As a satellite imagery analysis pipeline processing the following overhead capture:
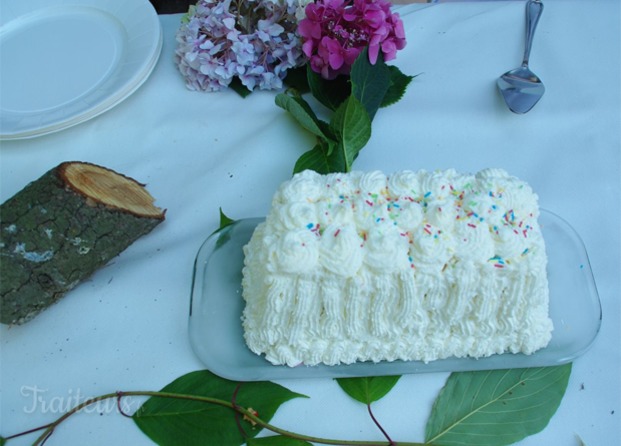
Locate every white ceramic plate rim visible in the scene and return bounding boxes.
[0,0,162,140]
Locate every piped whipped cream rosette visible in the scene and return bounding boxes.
[241,169,553,366]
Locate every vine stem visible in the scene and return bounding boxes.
[4,390,427,446]
[367,404,395,445]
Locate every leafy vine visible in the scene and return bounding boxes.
[1,366,571,446]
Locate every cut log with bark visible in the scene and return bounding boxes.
[0,161,165,325]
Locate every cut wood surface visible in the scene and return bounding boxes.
[0,161,165,325]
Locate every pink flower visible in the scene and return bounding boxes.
[298,0,406,79]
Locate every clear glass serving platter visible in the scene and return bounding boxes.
[188,210,601,381]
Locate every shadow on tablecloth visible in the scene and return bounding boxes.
[150,0,193,14]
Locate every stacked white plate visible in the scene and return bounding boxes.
[0,0,163,140]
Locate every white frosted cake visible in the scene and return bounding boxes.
[241,168,553,366]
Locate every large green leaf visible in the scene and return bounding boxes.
[282,66,311,94]
[350,48,391,121]
[247,436,312,446]
[133,370,307,446]
[425,364,572,446]
[307,67,351,111]
[381,66,415,108]
[336,376,401,405]
[293,142,333,174]
[275,93,329,139]
[329,96,372,172]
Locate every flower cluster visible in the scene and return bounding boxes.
[175,0,309,92]
[298,0,406,79]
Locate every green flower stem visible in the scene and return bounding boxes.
[8,390,426,446]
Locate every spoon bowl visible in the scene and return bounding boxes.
[498,0,545,114]
[498,66,545,114]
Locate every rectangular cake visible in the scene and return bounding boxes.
[241,168,553,366]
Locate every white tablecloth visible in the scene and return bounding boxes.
[1,1,620,444]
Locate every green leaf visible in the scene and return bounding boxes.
[307,66,351,112]
[329,96,372,172]
[133,370,307,446]
[293,143,332,175]
[229,77,252,98]
[325,141,348,173]
[212,208,236,248]
[181,5,196,24]
[0,436,6,446]
[275,93,329,139]
[288,48,412,176]
[247,436,312,446]
[381,66,415,108]
[425,364,572,446]
[283,66,310,94]
[219,208,236,230]
[336,376,401,405]
[350,48,391,121]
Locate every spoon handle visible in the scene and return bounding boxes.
[523,0,544,67]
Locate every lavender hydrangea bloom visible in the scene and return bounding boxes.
[175,0,310,92]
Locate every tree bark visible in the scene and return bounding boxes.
[1,162,165,325]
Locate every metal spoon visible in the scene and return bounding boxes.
[497,0,545,114]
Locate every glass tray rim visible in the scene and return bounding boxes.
[189,209,602,381]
